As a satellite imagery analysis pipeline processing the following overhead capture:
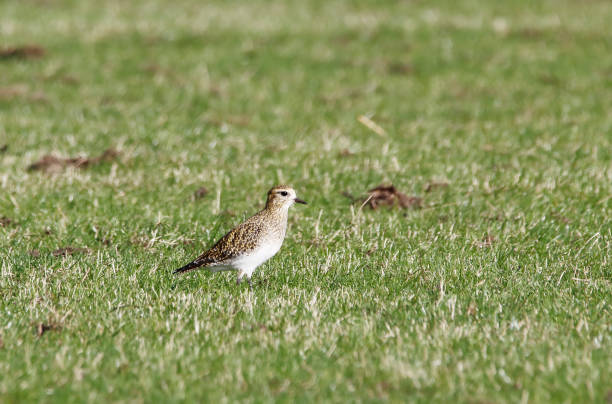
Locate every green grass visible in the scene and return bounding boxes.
[1,0,611,402]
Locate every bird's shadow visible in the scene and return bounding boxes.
[169,271,250,293]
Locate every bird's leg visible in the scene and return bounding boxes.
[247,277,253,291]
[237,271,245,286]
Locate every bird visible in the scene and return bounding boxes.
[173,185,307,289]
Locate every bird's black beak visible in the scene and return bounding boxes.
[294,198,307,205]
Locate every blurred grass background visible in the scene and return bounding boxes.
[1,0,611,402]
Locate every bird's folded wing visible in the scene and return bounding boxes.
[194,220,264,265]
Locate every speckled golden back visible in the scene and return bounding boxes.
[194,208,286,266]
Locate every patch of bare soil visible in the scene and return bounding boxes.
[28,148,119,173]
[0,45,45,60]
[0,217,14,227]
[366,184,422,209]
[193,186,208,200]
[476,234,496,248]
[36,321,60,337]
[52,246,91,257]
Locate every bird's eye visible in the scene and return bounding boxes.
[280,191,288,196]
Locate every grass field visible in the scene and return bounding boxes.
[1,0,611,402]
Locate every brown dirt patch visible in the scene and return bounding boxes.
[366,184,422,209]
[28,148,119,173]
[0,45,45,60]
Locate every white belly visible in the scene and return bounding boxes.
[232,240,282,276]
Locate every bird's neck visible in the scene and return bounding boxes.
[262,204,289,228]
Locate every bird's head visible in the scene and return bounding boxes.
[266,185,307,210]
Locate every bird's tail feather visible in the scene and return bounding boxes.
[173,260,204,275]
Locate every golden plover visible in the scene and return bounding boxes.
[173,185,307,289]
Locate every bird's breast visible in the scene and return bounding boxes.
[234,239,282,271]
